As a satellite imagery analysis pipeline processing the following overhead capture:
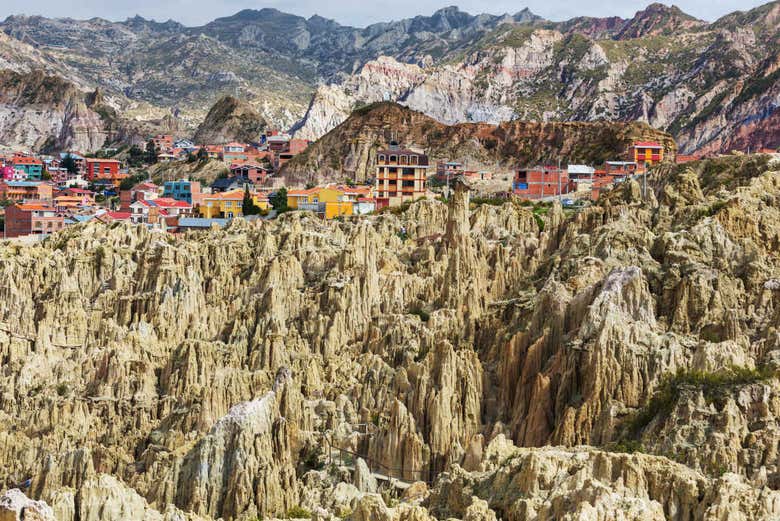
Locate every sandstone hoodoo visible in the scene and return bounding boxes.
[0,153,779,519]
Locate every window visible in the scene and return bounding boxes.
[400,155,408,165]
[390,155,397,163]
[410,156,418,165]
[378,154,385,161]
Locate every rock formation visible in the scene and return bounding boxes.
[1,154,780,519]
[193,96,267,145]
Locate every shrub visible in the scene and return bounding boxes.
[286,506,312,519]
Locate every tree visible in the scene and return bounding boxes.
[61,153,78,175]
[127,145,145,168]
[197,147,208,162]
[242,186,262,216]
[145,140,158,164]
[41,169,52,181]
[270,187,289,213]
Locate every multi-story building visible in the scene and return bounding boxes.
[230,164,270,186]
[12,156,44,180]
[152,134,174,152]
[375,144,428,207]
[628,141,664,168]
[0,180,53,202]
[435,161,464,181]
[287,186,353,219]
[199,190,267,219]
[4,202,64,237]
[85,158,122,182]
[163,180,202,205]
[512,167,570,199]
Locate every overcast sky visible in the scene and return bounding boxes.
[0,0,769,27]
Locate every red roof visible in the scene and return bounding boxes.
[107,211,131,220]
[633,141,663,148]
[153,197,191,208]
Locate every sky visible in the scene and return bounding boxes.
[0,0,770,27]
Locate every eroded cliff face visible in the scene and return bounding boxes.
[0,70,108,152]
[1,154,780,520]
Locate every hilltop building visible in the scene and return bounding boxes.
[375,143,428,207]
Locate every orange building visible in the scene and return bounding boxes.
[512,167,570,199]
[0,180,53,202]
[628,141,664,168]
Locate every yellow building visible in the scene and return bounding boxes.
[199,189,268,218]
[286,186,354,219]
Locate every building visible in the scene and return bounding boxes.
[512,167,570,199]
[13,156,44,180]
[0,180,53,202]
[628,141,664,168]
[436,161,464,180]
[163,180,201,205]
[85,158,121,182]
[4,202,64,237]
[211,176,251,193]
[230,164,270,186]
[605,161,637,177]
[129,197,191,225]
[375,144,429,207]
[199,190,267,219]
[152,134,174,152]
[59,153,86,176]
[287,186,354,219]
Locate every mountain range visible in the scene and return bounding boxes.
[0,2,777,154]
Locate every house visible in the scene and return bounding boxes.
[129,198,191,225]
[354,197,376,215]
[59,152,86,176]
[85,158,122,183]
[152,134,174,152]
[211,176,251,193]
[1,165,15,180]
[174,139,195,150]
[628,141,664,168]
[203,145,222,159]
[230,163,271,185]
[4,202,64,237]
[512,167,570,199]
[119,181,159,211]
[375,143,429,207]
[436,161,464,180]
[0,180,53,202]
[12,156,44,180]
[605,161,637,177]
[157,153,177,163]
[287,186,353,219]
[199,189,266,219]
[57,187,95,201]
[163,180,201,205]
[222,143,248,163]
[464,170,492,181]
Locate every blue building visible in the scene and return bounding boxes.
[163,180,200,204]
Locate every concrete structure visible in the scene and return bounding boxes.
[4,203,64,237]
[512,167,570,199]
[628,141,664,169]
[163,180,201,205]
[375,144,429,207]
[0,181,53,202]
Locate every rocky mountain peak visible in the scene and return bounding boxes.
[616,2,705,39]
[193,95,267,145]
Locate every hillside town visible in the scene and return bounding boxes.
[0,130,777,238]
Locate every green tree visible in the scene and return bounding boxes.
[145,140,158,164]
[242,186,262,216]
[270,187,289,213]
[61,153,78,175]
[127,145,145,168]
[197,147,208,162]
[41,169,52,181]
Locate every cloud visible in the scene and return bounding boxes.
[0,0,769,27]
